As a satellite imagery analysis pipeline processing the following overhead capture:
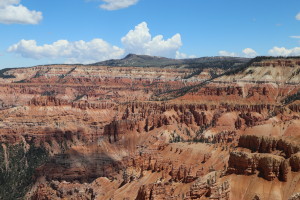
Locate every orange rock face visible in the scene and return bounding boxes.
[0,57,299,200]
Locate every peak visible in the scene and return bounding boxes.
[123,54,167,60]
[124,54,138,59]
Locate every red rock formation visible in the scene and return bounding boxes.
[29,96,69,106]
[0,58,299,200]
[228,151,287,181]
[290,153,300,172]
[290,104,300,113]
[239,135,300,158]
[104,119,137,142]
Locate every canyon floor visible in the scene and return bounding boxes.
[0,55,299,200]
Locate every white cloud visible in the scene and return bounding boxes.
[8,22,191,63]
[0,0,42,24]
[100,0,138,10]
[296,13,300,20]
[219,48,258,58]
[219,50,238,57]
[175,51,196,59]
[242,48,258,58]
[268,46,300,57]
[290,36,300,39]
[0,0,19,7]
[8,39,125,64]
[121,22,183,58]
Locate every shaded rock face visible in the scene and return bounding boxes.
[29,96,116,110]
[104,120,137,142]
[31,181,96,200]
[0,58,299,200]
[290,153,300,172]
[227,151,287,181]
[239,135,300,158]
[256,154,289,182]
[0,143,49,199]
[228,151,255,175]
[289,104,300,113]
[135,183,169,200]
[239,113,259,127]
[29,96,69,107]
[102,103,212,142]
[228,135,300,182]
[135,175,230,200]
[36,152,121,183]
[238,135,278,153]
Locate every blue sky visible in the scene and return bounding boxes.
[0,0,300,68]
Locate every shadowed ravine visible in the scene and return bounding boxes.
[0,56,299,199]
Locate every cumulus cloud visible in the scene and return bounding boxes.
[175,51,196,59]
[268,46,300,57]
[219,48,258,58]
[296,13,300,20]
[100,0,138,10]
[0,0,42,24]
[0,0,19,7]
[242,48,258,57]
[8,22,191,63]
[121,22,183,58]
[218,51,238,57]
[8,39,125,64]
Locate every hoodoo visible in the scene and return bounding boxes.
[0,56,299,200]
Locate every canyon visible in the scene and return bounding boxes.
[0,55,299,200]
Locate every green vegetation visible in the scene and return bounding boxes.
[41,90,57,96]
[169,131,182,143]
[92,54,250,69]
[0,143,48,200]
[282,90,300,105]
[0,68,16,79]
[73,94,86,101]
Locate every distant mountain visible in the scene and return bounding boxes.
[91,54,250,70]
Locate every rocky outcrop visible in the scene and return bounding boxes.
[29,96,116,110]
[238,135,278,153]
[31,181,96,200]
[136,174,230,200]
[36,152,121,183]
[196,86,243,96]
[247,87,269,97]
[135,183,175,200]
[71,101,115,110]
[290,153,300,172]
[104,120,137,142]
[227,151,288,181]
[289,104,300,113]
[228,135,300,181]
[239,113,259,127]
[235,117,242,129]
[289,193,300,200]
[239,135,300,158]
[0,58,299,200]
[188,173,230,199]
[29,96,69,107]
[228,151,255,175]
[252,60,297,67]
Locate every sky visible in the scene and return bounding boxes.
[0,0,300,69]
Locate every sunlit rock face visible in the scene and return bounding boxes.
[0,57,299,200]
